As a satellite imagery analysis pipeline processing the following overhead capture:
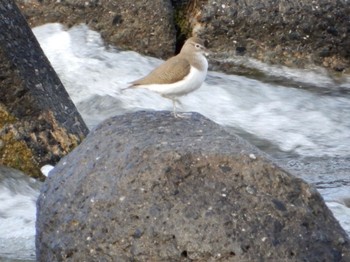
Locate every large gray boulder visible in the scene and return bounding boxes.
[36,111,350,261]
[0,0,88,179]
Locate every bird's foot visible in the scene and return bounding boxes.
[173,112,192,119]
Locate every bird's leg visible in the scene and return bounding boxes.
[172,99,191,118]
[172,99,179,118]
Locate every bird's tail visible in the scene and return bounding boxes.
[120,83,134,91]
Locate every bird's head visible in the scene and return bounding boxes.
[182,37,211,57]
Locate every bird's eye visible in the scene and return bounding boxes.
[195,44,201,48]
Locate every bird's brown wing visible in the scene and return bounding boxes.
[131,56,191,86]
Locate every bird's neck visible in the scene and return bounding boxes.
[189,53,208,72]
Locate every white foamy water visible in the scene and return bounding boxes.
[1,23,349,261]
[0,168,40,261]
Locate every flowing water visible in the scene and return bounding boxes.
[0,23,349,261]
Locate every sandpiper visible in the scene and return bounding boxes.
[127,37,209,118]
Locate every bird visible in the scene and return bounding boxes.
[126,37,209,118]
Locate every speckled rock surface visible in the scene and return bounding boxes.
[16,0,176,59]
[0,0,88,179]
[36,111,350,261]
[17,0,349,74]
[195,0,350,73]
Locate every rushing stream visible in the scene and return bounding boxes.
[0,23,349,261]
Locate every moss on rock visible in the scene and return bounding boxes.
[0,105,44,180]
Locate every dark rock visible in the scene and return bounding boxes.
[16,0,176,59]
[36,111,350,261]
[235,46,246,56]
[0,0,88,179]
[176,0,350,73]
[16,0,350,74]
[16,0,349,72]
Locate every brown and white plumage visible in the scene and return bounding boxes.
[127,37,209,117]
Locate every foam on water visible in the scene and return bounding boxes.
[0,169,40,261]
[326,202,350,236]
[228,55,347,89]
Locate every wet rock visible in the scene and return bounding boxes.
[36,111,350,261]
[17,0,349,73]
[189,0,350,73]
[0,0,88,179]
[16,0,176,59]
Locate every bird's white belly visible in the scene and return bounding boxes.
[138,66,207,98]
